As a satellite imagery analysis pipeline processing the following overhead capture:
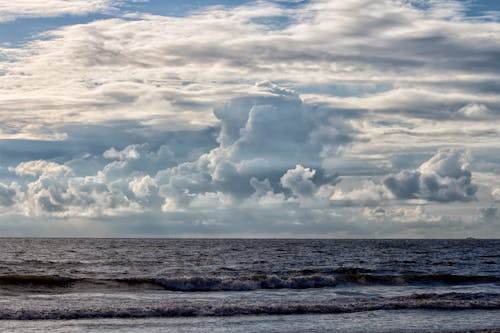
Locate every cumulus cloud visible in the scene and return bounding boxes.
[215,88,341,166]
[22,167,154,217]
[280,165,317,198]
[382,149,478,202]
[5,158,151,217]
[330,148,479,206]
[128,175,157,199]
[101,145,161,180]
[0,0,498,237]
[9,160,73,178]
[1,88,350,217]
[154,87,349,210]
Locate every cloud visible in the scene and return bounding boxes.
[21,166,143,217]
[331,148,479,206]
[1,0,500,141]
[382,149,478,202]
[362,205,441,224]
[493,188,500,202]
[0,106,484,238]
[9,160,73,178]
[0,0,115,22]
[280,165,317,198]
[215,85,347,167]
[0,1,498,237]
[7,157,148,217]
[0,182,18,207]
[2,88,349,218]
[128,175,157,199]
[330,182,389,206]
[154,87,350,210]
[477,206,498,220]
[457,103,496,120]
[100,143,174,180]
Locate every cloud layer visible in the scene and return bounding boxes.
[0,0,115,22]
[0,0,499,236]
[0,89,347,218]
[1,0,499,138]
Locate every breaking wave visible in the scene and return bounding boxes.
[1,292,499,320]
[0,272,499,292]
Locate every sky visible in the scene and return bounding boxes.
[0,0,499,237]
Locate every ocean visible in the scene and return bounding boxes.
[0,238,499,332]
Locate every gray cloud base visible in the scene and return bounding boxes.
[382,149,478,202]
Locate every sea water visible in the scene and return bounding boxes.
[0,238,498,332]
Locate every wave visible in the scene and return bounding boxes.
[1,292,500,320]
[0,273,499,292]
[0,275,75,286]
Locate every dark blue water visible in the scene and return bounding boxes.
[0,239,499,332]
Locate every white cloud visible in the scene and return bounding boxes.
[330,182,389,205]
[0,1,498,237]
[9,160,73,178]
[1,88,350,218]
[128,175,157,198]
[153,88,350,210]
[492,188,500,202]
[0,0,499,140]
[6,160,142,217]
[0,0,115,22]
[103,146,140,160]
[457,103,495,120]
